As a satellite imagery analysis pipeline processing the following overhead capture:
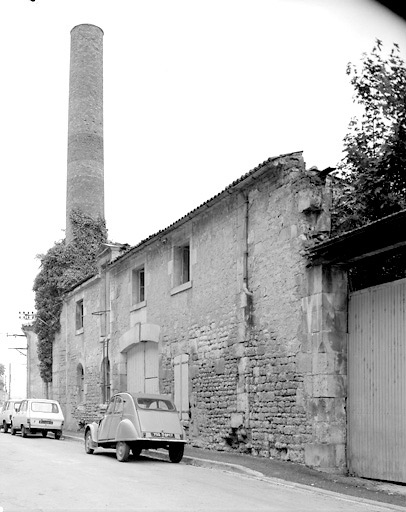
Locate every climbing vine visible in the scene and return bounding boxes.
[33,209,107,382]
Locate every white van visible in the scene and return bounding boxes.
[0,399,23,433]
[11,399,64,439]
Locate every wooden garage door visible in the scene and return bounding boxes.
[348,279,406,483]
[126,341,158,394]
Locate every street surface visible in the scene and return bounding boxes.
[0,433,400,512]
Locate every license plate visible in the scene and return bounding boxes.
[151,432,175,438]
[39,420,53,424]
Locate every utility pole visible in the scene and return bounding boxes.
[18,311,35,399]
[6,333,27,399]
[19,311,53,399]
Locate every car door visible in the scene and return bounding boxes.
[98,397,115,441]
[13,400,25,428]
[107,395,124,440]
[22,401,29,427]
[0,401,9,424]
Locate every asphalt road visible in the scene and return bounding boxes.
[0,432,402,512]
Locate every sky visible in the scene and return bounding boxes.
[1,0,406,397]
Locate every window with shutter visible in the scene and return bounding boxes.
[75,299,84,332]
[174,354,189,422]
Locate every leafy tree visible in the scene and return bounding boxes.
[332,40,406,234]
[33,210,107,382]
[0,363,5,391]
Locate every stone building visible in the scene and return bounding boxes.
[51,150,340,470]
[32,23,406,481]
[37,23,348,474]
[24,325,48,400]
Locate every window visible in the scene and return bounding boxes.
[174,243,190,287]
[31,402,59,413]
[136,398,175,410]
[77,364,84,403]
[106,397,115,415]
[76,299,84,331]
[180,245,190,284]
[114,396,124,414]
[13,401,22,412]
[174,354,189,422]
[132,266,145,305]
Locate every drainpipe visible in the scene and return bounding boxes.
[237,192,253,443]
[65,303,68,406]
[99,263,110,402]
[242,193,253,311]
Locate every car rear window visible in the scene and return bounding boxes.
[136,398,175,411]
[31,402,59,413]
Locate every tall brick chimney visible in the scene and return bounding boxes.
[66,24,105,243]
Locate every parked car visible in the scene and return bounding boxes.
[84,392,187,462]
[11,398,64,439]
[0,399,23,433]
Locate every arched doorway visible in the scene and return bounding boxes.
[76,363,84,403]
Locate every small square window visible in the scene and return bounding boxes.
[76,299,84,331]
[132,266,145,305]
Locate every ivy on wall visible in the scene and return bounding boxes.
[33,209,107,382]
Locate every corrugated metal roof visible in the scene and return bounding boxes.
[307,208,406,265]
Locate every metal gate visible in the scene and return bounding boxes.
[126,341,158,394]
[348,279,406,483]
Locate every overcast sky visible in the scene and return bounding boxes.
[1,0,406,395]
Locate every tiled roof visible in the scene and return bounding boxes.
[108,151,304,267]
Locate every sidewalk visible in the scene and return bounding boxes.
[63,430,406,509]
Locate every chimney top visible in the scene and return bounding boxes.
[71,24,104,35]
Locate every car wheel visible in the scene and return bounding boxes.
[131,444,142,458]
[10,424,16,436]
[85,430,94,454]
[41,430,48,438]
[55,431,62,440]
[21,425,28,438]
[168,443,184,463]
[116,441,130,462]
[3,421,8,433]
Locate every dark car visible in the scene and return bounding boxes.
[84,392,187,462]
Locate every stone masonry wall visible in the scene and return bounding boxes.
[108,193,243,449]
[24,327,48,400]
[51,152,343,469]
[53,276,107,431]
[300,265,348,473]
[102,153,332,460]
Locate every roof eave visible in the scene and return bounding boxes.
[307,209,406,266]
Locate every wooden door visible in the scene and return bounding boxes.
[126,342,158,394]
